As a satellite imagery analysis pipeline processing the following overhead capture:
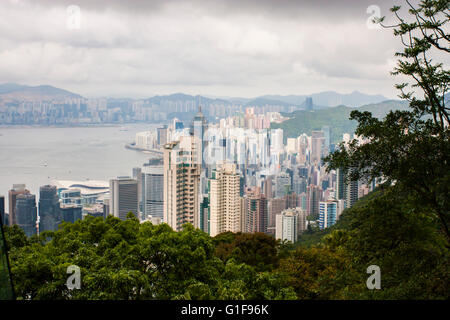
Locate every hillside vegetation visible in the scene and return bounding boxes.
[271,100,409,143]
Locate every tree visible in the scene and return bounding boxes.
[213,232,280,272]
[276,244,355,299]
[325,0,450,246]
[322,186,450,299]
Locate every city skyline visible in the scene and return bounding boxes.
[0,106,363,237]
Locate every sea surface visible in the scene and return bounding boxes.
[0,124,159,213]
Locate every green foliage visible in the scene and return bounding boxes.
[5,216,298,300]
[277,245,355,299]
[213,232,280,272]
[0,221,15,300]
[325,0,450,246]
[271,101,410,144]
[4,188,449,300]
[322,186,450,299]
[4,224,29,249]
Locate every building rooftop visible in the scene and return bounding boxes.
[52,180,109,195]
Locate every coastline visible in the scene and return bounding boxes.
[125,143,163,155]
[0,121,167,129]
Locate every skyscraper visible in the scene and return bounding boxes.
[311,130,325,165]
[15,194,37,237]
[268,197,286,235]
[208,163,241,236]
[336,168,346,200]
[157,125,168,146]
[297,208,308,234]
[163,135,201,231]
[132,167,143,215]
[306,185,322,219]
[285,193,298,209]
[305,97,313,111]
[192,105,209,197]
[109,177,139,220]
[192,105,208,168]
[8,184,29,226]
[200,196,210,233]
[243,187,268,234]
[274,172,291,198]
[38,185,62,232]
[263,176,274,199]
[346,178,359,209]
[142,165,164,221]
[293,175,307,194]
[60,204,82,224]
[319,200,339,229]
[322,125,330,149]
[275,208,299,243]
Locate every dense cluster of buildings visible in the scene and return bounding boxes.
[0,106,374,243]
[0,95,291,126]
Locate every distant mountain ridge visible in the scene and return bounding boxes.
[0,83,391,108]
[261,90,388,108]
[143,90,388,108]
[0,83,82,101]
[0,83,30,94]
[244,97,298,108]
[145,93,232,106]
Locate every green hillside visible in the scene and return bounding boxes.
[271,100,409,144]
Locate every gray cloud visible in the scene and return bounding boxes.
[0,0,409,98]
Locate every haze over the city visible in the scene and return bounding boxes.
[0,0,404,99]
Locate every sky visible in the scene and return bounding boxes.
[0,0,411,99]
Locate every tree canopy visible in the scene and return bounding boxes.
[325,0,450,246]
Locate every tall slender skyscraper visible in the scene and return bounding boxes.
[192,105,208,169]
[38,185,62,232]
[306,185,322,219]
[8,184,29,226]
[132,167,143,216]
[322,125,331,149]
[336,168,346,200]
[163,135,201,231]
[157,125,168,146]
[192,105,209,197]
[346,178,359,209]
[109,177,139,220]
[311,131,325,165]
[209,163,241,236]
[15,194,37,237]
[305,97,313,111]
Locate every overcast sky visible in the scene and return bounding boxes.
[0,0,411,99]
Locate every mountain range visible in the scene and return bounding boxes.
[0,83,390,108]
[0,83,82,101]
[260,91,388,108]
